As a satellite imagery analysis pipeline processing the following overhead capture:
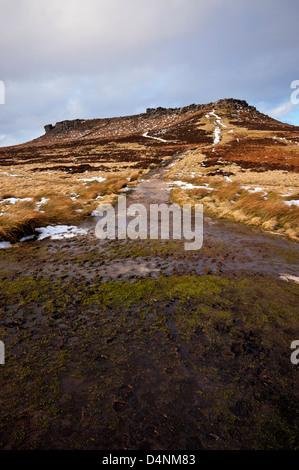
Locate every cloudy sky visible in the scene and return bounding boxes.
[1,0,299,146]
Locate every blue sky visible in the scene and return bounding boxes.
[1,0,299,146]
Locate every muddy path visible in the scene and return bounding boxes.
[1,165,298,283]
[123,167,299,279]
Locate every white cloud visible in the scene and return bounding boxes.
[268,101,295,117]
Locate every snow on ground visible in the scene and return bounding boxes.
[0,241,11,249]
[35,197,49,211]
[119,186,133,192]
[142,131,167,143]
[20,235,36,242]
[0,197,32,205]
[78,176,106,183]
[213,127,221,145]
[279,273,299,284]
[35,225,88,240]
[273,136,299,146]
[167,180,211,190]
[207,110,226,146]
[284,200,299,207]
[209,111,227,128]
[1,172,22,177]
[241,186,264,194]
[224,175,232,183]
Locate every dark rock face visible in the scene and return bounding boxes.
[145,103,204,117]
[44,119,84,134]
[213,98,256,111]
[43,98,256,135]
[144,99,254,119]
[44,124,54,134]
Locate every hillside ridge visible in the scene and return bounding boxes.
[43,98,255,136]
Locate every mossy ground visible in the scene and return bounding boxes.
[0,272,298,449]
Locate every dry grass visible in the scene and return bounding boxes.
[0,167,140,242]
[78,176,128,199]
[165,134,299,241]
[170,182,299,241]
[0,211,47,243]
[189,187,211,198]
[129,171,142,181]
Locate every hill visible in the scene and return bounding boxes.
[0,98,298,242]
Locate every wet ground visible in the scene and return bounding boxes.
[2,167,298,282]
[0,168,298,450]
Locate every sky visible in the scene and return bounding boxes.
[1,0,299,146]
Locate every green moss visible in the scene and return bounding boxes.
[0,273,298,449]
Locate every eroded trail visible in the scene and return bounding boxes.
[125,168,299,280]
[1,166,298,283]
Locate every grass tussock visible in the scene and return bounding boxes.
[129,171,141,182]
[189,187,211,198]
[0,173,136,243]
[78,176,128,200]
[40,196,84,223]
[0,195,85,243]
[0,210,47,243]
[171,183,299,241]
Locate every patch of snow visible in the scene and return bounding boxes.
[168,181,211,190]
[0,241,11,249]
[284,200,299,207]
[35,197,49,211]
[20,235,35,242]
[224,176,232,183]
[279,273,299,284]
[78,176,106,183]
[142,131,167,143]
[35,225,88,240]
[1,172,21,177]
[0,197,32,205]
[213,127,221,144]
[251,187,263,193]
[119,187,132,192]
[241,186,264,194]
